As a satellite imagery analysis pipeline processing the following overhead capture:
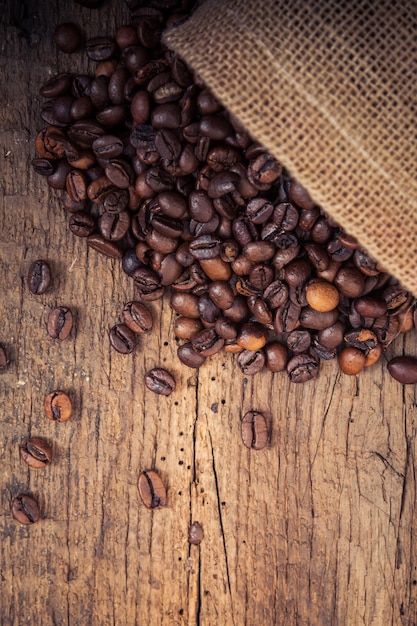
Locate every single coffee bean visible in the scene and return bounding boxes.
[264,341,288,372]
[138,470,167,509]
[318,321,346,349]
[191,328,224,357]
[353,296,387,318]
[69,212,96,237]
[44,390,73,422]
[286,329,311,353]
[11,494,40,525]
[237,349,265,375]
[241,410,269,450]
[122,301,153,333]
[188,521,204,545]
[109,323,137,354]
[236,322,269,351]
[27,260,52,295]
[47,306,73,340]
[387,356,417,384]
[87,234,123,258]
[177,342,206,368]
[145,367,176,395]
[338,346,366,375]
[20,437,52,469]
[305,280,339,312]
[287,353,319,383]
[53,23,82,53]
[0,345,9,373]
[85,37,117,62]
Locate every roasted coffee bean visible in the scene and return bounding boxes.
[387,356,417,384]
[214,317,238,340]
[177,342,206,368]
[274,300,301,333]
[318,321,345,349]
[305,279,339,312]
[241,410,269,450]
[237,322,269,350]
[243,241,275,263]
[174,317,203,339]
[122,301,153,333]
[11,494,40,525]
[69,213,96,237]
[20,437,52,469]
[338,347,366,375]
[354,296,387,318]
[27,260,52,295]
[286,329,311,353]
[53,23,82,53]
[188,521,204,545]
[191,328,224,357]
[87,234,123,258]
[248,152,281,185]
[287,353,319,383]
[145,367,176,395]
[299,306,339,331]
[47,306,73,340]
[334,267,365,298]
[44,390,73,422]
[198,293,220,324]
[264,341,288,372]
[237,349,265,375]
[109,323,136,354]
[0,346,10,373]
[85,37,117,62]
[138,470,167,509]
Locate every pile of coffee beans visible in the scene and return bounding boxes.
[30,0,417,389]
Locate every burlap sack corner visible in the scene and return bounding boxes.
[164,0,417,297]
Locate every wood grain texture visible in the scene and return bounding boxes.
[0,2,416,625]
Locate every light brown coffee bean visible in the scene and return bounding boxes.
[44,390,73,422]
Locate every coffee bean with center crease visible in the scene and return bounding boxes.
[122,301,153,333]
[237,349,265,375]
[241,410,269,450]
[145,367,176,395]
[12,494,40,525]
[47,306,73,340]
[44,390,73,422]
[287,353,319,383]
[138,470,167,509]
[177,342,206,368]
[28,260,52,295]
[191,328,224,357]
[109,323,136,354]
[20,437,52,469]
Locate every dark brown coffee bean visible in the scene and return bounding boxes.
[177,342,206,368]
[334,267,365,298]
[12,494,40,525]
[109,323,136,354]
[123,301,153,333]
[85,37,117,61]
[241,410,269,450]
[191,328,224,357]
[27,260,52,295]
[286,329,311,353]
[87,234,123,258]
[299,306,339,331]
[318,321,346,349]
[387,356,417,384]
[145,367,176,395]
[44,390,73,422]
[354,297,387,318]
[20,437,52,469]
[287,353,319,383]
[248,153,282,185]
[138,469,167,509]
[0,346,10,373]
[264,341,288,372]
[237,349,265,375]
[69,213,96,237]
[188,521,204,545]
[47,306,73,340]
[53,23,82,53]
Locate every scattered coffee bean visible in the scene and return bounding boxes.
[44,390,73,422]
[11,494,40,525]
[387,356,417,384]
[109,323,136,354]
[122,301,153,334]
[241,410,269,450]
[53,23,82,53]
[20,437,52,469]
[145,367,176,395]
[188,521,204,545]
[138,470,167,509]
[47,306,73,340]
[27,260,52,295]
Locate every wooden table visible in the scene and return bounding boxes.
[1,1,416,624]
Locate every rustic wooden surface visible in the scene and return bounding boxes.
[1,2,417,625]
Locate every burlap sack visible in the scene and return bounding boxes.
[164,0,417,297]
